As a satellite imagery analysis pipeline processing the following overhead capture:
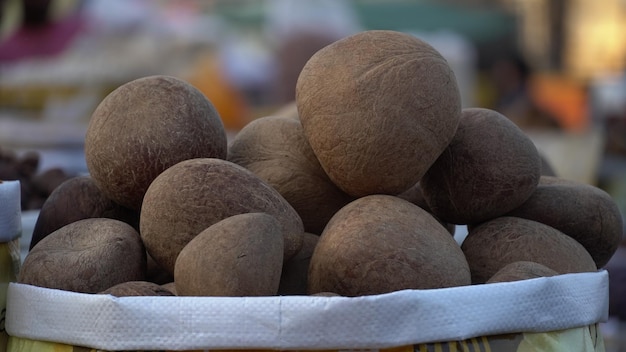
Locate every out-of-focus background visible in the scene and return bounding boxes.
[1,0,625,347]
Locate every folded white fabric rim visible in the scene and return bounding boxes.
[7,270,609,351]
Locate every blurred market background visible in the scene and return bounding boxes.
[1,0,626,347]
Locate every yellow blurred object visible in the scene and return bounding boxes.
[184,53,250,132]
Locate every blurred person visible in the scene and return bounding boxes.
[0,0,85,62]
[488,53,562,130]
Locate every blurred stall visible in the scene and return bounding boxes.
[1,0,624,222]
[0,0,623,207]
[1,0,625,347]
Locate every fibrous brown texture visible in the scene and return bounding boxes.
[420,107,541,225]
[308,195,471,296]
[397,182,455,236]
[174,213,284,296]
[85,75,227,211]
[29,175,139,250]
[100,281,175,297]
[506,176,624,268]
[228,116,354,235]
[461,217,597,284]
[295,30,461,197]
[19,218,146,293]
[486,261,558,283]
[146,251,174,285]
[278,232,319,295]
[140,158,304,275]
[161,282,177,295]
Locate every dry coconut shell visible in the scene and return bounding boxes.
[19,218,146,293]
[174,213,284,297]
[228,116,354,235]
[30,175,139,250]
[421,107,541,225]
[140,158,304,275]
[296,30,461,197]
[462,216,597,284]
[85,75,227,211]
[397,182,455,236]
[506,176,623,268]
[308,195,471,296]
[100,281,175,297]
[486,261,558,283]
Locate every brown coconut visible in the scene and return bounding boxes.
[140,158,304,275]
[228,116,355,235]
[295,30,461,197]
[19,218,146,293]
[506,176,624,268]
[308,195,471,296]
[461,216,597,284]
[85,75,227,211]
[29,175,139,250]
[100,281,175,297]
[174,213,284,297]
[420,107,541,225]
[486,261,559,283]
[397,182,455,236]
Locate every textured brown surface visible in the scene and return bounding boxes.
[486,261,558,283]
[100,280,175,297]
[506,176,624,268]
[30,175,139,250]
[278,232,319,295]
[19,218,146,293]
[295,30,461,197]
[420,107,541,225]
[161,282,177,296]
[140,158,304,275]
[228,116,354,235]
[397,182,456,236]
[462,216,597,284]
[85,75,227,211]
[308,195,470,296]
[174,213,284,296]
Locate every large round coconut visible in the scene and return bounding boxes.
[461,216,597,283]
[85,75,227,211]
[295,30,461,197]
[19,218,146,293]
[228,116,354,235]
[506,176,624,268]
[420,107,541,225]
[29,175,138,250]
[140,158,304,275]
[308,195,471,296]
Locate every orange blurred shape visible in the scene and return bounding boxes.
[529,73,589,132]
[184,53,250,131]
